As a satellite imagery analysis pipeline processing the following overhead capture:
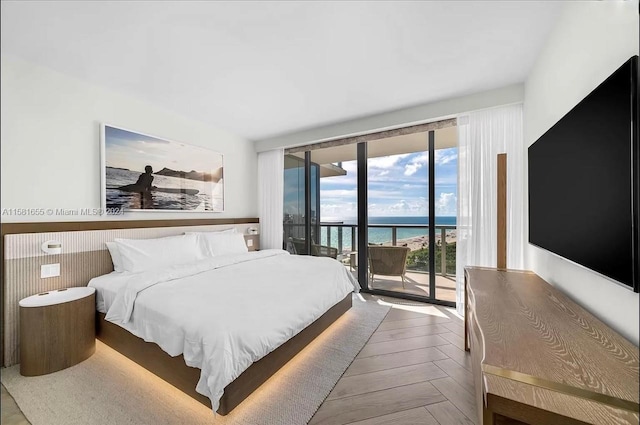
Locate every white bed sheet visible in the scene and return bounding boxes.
[88,249,358,412]
[90,271,132,314]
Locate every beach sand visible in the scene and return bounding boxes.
[341,231,457,254]
[381,232,457,251]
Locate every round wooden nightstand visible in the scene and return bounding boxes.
[19,287,96,376]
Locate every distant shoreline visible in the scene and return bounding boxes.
[339,233,456,254]
[106,165,221,183]
[318,217,458,249]
[379,233,457,252]
[321,216,457,225]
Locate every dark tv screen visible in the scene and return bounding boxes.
[528,56,638,292]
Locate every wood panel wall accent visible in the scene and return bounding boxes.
[285,118,457,154]
[1,218,259,367]
[1,218,257,236]
[497,154,507,270]
[464,267,639,424]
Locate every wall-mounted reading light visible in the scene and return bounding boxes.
[41,240,62,255]
[247,227,258,235]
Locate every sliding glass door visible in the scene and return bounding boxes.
[366,133,432,299]
[283,153,320,255]
[282,126,457,307]
[311,144,358,263]
[433,130,458,303]
[283,150,340,258]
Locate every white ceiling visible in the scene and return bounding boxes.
[0,1,561,141]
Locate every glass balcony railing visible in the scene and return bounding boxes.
[283,222,457,278]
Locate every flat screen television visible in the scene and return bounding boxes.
[528,55,639,292]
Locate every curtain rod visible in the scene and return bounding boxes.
[285,117,457,154]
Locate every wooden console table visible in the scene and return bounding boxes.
[464,267,639,425]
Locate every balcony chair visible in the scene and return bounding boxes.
[368,245,411,287]
[288,237,338,259]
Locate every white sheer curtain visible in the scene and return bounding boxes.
[456,104,524,315]
[258,149,284,250]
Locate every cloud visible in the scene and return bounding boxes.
[403,153,428,176]
[404,162,422,176]
[368,189,415,200]
[340,161,358,173]
[322,177,357,186]
[435,149,458,165]
[320,202,357,221]
[435,192,457,216]
[412,153,428,164]
[368,154,410,169]
[320,189,357,199]
[435,175,457,185]
[369,198,428,217]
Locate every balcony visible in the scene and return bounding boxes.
[283,222,457,302]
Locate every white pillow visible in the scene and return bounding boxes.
[105,241,124,273]
[197,232,248,257]
[204,228,236,234]
[185,228,236,236]
[114,234,202,273]
[185,228,237,256]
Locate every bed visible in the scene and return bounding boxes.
[89,248,359,415]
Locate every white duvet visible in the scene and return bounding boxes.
[91,249,359,412]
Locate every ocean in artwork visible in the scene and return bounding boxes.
[105,167,223,212]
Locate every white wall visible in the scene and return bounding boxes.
[0,55,258,222]
[524,1,639,344]
[255,84,524,151]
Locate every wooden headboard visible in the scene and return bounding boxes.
[1,218,259,367]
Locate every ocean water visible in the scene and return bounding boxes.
[105,167,222,211]
[319,216,456,249]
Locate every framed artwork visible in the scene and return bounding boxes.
[101,124,224,213]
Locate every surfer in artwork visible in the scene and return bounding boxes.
[118,165,155,193]
[132,165,154,192]
[116,165,199,196]
[114,165,155,208]
[135,165,155,192]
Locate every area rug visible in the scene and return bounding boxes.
[2,294,389,425]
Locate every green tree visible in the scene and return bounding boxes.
[406,242,456,274]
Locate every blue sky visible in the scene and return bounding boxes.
[283,148,457,220]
